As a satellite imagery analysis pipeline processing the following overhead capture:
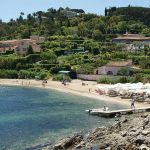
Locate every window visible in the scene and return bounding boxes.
[23,48,26,51]
[107,71,113,75]
[16,47,19,51]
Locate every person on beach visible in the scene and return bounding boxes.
[21,80,23,86]
[89,88,91,93]
[42,80,45,87]
[103,106,109,111]
[131,94,136,110]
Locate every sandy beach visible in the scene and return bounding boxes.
[0,79,149,108]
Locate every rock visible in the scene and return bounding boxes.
[125,144,139,150]
[141,130,150,136]
[141,114,148,118]
[142,118,149,129]
[92,127,106,133]
[121,117,128,123]
[99,143,110,149]
[105,147,111,150]
[134,135,145,146]
[53,134,83,150]
[75,141,85,149]
[110,121,122,132]
[51,113,150,150]
[87,127,107,142]
[121,131,127,137]
[131,128,137,132]
[115,118,119,121]
[140,144,150,150]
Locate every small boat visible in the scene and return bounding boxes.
[85,107,109,115]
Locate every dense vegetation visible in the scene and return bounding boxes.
[106,6,150,28]
[0,6,150,83]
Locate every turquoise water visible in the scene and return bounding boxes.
[0,86,128,150]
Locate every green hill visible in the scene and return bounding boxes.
[106,6,150,27]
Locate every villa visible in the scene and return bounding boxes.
[0,35,45,55]
[112,33,150,51]
[61,10,77,18]
[112,33,150,44]
[95,60,133,75]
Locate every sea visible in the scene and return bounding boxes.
[0,86,129,150]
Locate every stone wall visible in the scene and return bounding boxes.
[77,74,120,81]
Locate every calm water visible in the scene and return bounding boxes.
[0,86,128,150]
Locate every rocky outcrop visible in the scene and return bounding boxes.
[43,113,150,150]
[51,134,83,150]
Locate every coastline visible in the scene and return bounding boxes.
[0,79,149,108]
[1,79,150,150]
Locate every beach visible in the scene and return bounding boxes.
[0,79,149,108]
[0,79,150,150]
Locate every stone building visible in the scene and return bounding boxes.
[112,33,150,51]
[0,35,45,55]
[95,60,133,75]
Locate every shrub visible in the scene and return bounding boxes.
[97,77,118,84]
[133,74,143,83]
[117,68,130,76]
[52,74,71,81]
[41,51,57,63]
[25,54,41,63]
[37,72,49,80]
[18,70,35,79]
[0,70,18,79]
[97,76,134,84]
[119,76,130,83]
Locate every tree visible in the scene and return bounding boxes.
[27,45,34,54]
[105,8,108,16]
[92,30,103,41]
[142,28,150,36]
[117,67,130,76]
[41,51,57,64]
[77,22,88,37]
[20,12,25,16]
[92,47,100,55]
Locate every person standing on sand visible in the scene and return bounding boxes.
[131,94,136,110]
[21,80,23,86]
[89,88,91,93]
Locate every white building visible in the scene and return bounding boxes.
[112,33,150,51]
[95,60,133,75]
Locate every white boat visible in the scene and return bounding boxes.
[85,107,109,115]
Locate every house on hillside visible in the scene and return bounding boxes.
[0,47,6,54]
[30,35,45,43]
[61,10,77,18]
[15,39,42,55]
[95,60,133,75]
[113,33,150,44]
[112,33,150,51]
[0,35,45,55]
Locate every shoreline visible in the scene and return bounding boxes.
[0,79,149,108]
[50,113,150,150]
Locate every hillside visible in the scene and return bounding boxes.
[0,7,150,40]
[0,7,150,83]
[106,6,150,27]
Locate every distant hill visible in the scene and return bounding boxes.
[106,6,150,27]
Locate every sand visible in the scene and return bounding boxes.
[0,79,149,108]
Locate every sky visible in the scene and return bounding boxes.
[1,0,150,22]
